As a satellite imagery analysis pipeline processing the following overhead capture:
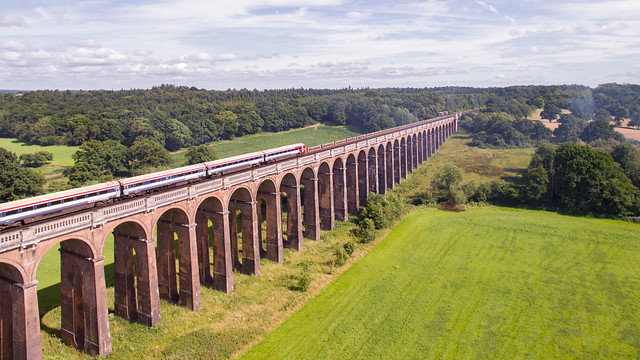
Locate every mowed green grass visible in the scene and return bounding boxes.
[0,137,79,176]
[242,207,640,359]
[170,125,360,167]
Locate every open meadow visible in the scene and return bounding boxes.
[0,137,78,177]
[242,207,640,359]
[170,125,360,167]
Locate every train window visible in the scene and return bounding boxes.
[36,203,48,209]
[51,200,61,206]
[63,197,74,203]
[7,209,19,216]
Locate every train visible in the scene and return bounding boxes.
[0,143,306,228]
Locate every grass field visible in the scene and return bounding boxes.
[241,207,640,359]
[39,222,371,359]
[170,125,360,167]
[0,137,78,176]
[395,132,533,203]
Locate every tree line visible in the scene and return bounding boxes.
[0,85,487,152]
[2,83,640,204]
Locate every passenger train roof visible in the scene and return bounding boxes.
[119,163,206,186]
[0,181,121,211]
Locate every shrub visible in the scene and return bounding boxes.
[356,218,377,244]
[334,246,349,267]
[296,271,311,292]
[358,192,404,229]
[343,241,356,256]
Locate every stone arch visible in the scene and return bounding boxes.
[112,221,161,326]
[400,137,407,179]
[357,150,368,209]
[417,132,423,164]
[367,147,377,194]
[333,157,347,221]
[393,139,401,184]
[377,144,386,194]
[155,207,201,310]
[280,172,302,251]
[317,162,334,231]
[196,196,233,293]
[36,238,111,356]
[385,142,394,190]
[228,187,260,276]
[422,130,428,160]
[412,133,418,169]
[406,135,413,174]
[346,154,358,214]
[300,167,319,241]
[430,128,436,155]
[256,179,282,263]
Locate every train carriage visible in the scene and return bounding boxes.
[0,181,121,227]
[120,163,207,196]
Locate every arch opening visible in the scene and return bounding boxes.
[112,221,161,326]
[300,167,319,241]
[35,239,111,356]
[257,180,282,263]
[386,142,394,190]
[357,151,368,208]
[196,196,233,293]
[333,158,347,222]
[156,208,201,310]
[281,173,302,251]
[377,145,386,194]
[367,148,377,194]
[229,188,260,276]
[318,162,334,231]
[346,154,358,214]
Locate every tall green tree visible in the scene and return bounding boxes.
[553,143,638,216]
[72,140,129,176]
[128,139,171,175]
[0,147,44,202]
[185,144,218,165]
[540,103,562,121]
[430,163,466,204]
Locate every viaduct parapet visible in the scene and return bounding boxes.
[0,112,461,359]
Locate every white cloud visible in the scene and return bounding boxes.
[0,0,638,89]
[0,15,27,27]
[62,48,127,67]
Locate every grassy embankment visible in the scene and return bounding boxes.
[242,206,640,359]
[36,125,360,359]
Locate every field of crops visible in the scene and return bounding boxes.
[242,207,640,359]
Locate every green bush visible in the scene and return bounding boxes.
[358,192,404,229]
[356,218,377,244]
[343,241,356,256]
[334,247,349,267]
[296,271,311,292]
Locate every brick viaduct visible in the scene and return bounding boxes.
[0,112,460,359]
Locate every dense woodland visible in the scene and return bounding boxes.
[2,83,640,218]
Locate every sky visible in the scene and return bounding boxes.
[1,0,639,90]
